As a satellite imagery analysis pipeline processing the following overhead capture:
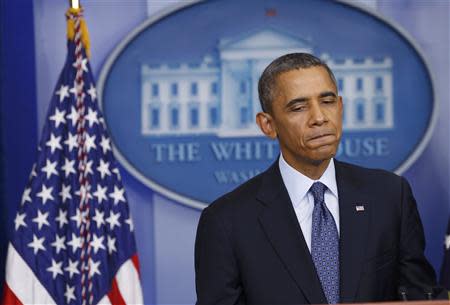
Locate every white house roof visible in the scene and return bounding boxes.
[218,27,313,61]
[219,27,313,51]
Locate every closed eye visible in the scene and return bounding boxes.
[289,103,308,112]
[286,97,308,112]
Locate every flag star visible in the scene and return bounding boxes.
[55,209,69,228]
[32,210,50,230]
[97,159,111,179]
[46,133,63,153]
[93,209,105,228]
[59,184,72,203]
[41,159,59,179]
[99,136,111,154]
[89,258,101,277]
[64,284,76,304]
[73,56,88,72]
[85,108,99,127]
[61,158,76,177]
[85,133,96,153]
[87,83,97,100]
[66,106,79,127]
[112,167,121,180]
[51,235,66,254]
[21,187,32,205]
[65,259,80,279]
[49,108,66,128]
[106,211,121,230]
[28,234,46,254]
[93,184,108,204]
[90,234,106,254]
[109,186,125,205]
[125,216,134,232]
[85,160,94,175]
[64,132,78,152]
[70,209,87,228]
[67,233,82,253]
[36,184,54,205]
[445,234,450,250]
[30,164,37,178]
[107,236,117,254]
[69,80,84,96]
[75,185,92,201]
[99,117,107,128]
[55,84,70,102]
[46,259,63,279]
[14,212,27,230]
[69,83,76,95]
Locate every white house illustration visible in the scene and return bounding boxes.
[141,28,393,137]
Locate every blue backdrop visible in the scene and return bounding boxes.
[0,1,449,304]
[0,0,38,293]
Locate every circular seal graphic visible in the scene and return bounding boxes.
[98,0,435,209]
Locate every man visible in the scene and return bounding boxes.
[195,53,446,304]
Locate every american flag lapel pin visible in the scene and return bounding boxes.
[355,205,365,212]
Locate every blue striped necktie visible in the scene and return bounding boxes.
[310,182,340,304]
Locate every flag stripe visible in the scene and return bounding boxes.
[116,258,144,304]
[98,294,112,305]
[2,283,24,305]
[107,278,126,305]
[131,254,140,275]
[5,243,56,305]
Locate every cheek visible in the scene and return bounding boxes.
[329,113,343,132]
[336,119,343,136]
[275,115,309,147]
[285,125,307,148]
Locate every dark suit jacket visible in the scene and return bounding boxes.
[195,159,446,304]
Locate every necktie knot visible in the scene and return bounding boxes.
[310,182,327,205]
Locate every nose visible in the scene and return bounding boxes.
[309,102,327,126]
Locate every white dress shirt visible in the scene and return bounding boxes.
[278,154,340,252]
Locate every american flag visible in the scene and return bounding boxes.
[2,8,143,305]
[440,218,450,298]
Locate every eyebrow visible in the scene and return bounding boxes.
[285,91,338,108]
[319,91,337,98]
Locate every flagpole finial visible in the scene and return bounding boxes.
[70,0,80,9]
[66,2,91,58]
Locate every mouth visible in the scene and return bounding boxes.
[306,132,336,146]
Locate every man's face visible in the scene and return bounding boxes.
[262,66,343,169]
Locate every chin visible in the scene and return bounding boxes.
[309,148,337,163]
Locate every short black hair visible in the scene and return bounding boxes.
[258,53,337,113]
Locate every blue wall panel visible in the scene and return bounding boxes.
[0,0,38,292]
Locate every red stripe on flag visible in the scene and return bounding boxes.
[131,254,141,275]
[2,283,24,305]
[107,278,126,305]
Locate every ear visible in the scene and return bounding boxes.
[338,95,343,116]
[256,112,277,139]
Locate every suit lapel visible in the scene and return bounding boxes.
[257,163,327,304]
[335,160,370,303]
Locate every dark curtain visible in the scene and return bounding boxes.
[0,0,38,292]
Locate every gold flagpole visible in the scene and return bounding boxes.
[70,0,80,9]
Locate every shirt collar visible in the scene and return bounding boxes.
[278,153,338,207]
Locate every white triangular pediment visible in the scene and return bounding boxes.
[220,28,311,50]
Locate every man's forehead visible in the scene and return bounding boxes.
[277,66,330,80]
[274,66,337,94]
